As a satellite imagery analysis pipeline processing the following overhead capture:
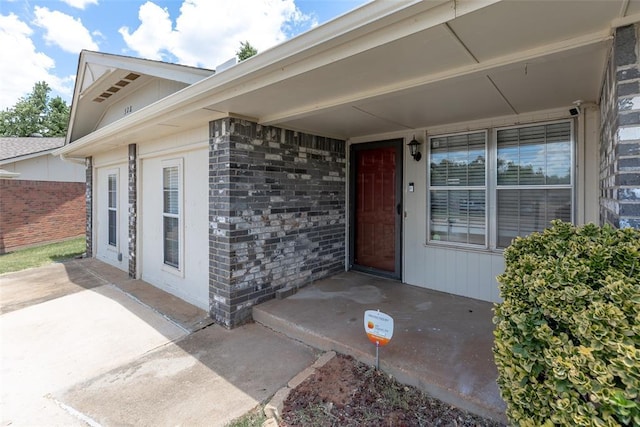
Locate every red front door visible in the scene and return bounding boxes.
[354,145,399,273]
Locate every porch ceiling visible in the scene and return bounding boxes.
[276,41,609,137]
[208,0,623,139]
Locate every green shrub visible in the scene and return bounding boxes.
[493,221,640,426]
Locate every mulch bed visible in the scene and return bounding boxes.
[280,353,506,426]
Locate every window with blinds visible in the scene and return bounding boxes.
[108,173,117,247]
[163,164,180,269]
[428,131,487,246]
[496,122,572,248]
[425,121,573,250]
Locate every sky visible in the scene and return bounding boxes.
[0,0,370,110]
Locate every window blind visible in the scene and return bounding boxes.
[429,131,486,246]
[108,174,117,246]
[163,165,180,268]
[496,122,572,248]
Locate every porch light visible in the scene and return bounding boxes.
[408,136,422,161]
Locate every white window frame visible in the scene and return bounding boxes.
[426,120,575,251]
[161,158,184,273]
[427,130,488,249]
[492,120,574,249]
[107,171,118,248]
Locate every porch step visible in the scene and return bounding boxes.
[253,303,351,356]
[251,272,508,424]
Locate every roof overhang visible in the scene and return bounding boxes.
[0,149,59,166]
[57,0,639,158]
[0,169,21,179]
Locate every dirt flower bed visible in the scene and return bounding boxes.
[280,354,505,427]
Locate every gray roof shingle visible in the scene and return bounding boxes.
[0,137,65,162]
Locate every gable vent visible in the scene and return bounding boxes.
[92,72,142,103]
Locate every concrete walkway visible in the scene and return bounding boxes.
[253,271,508,423]
[0,259,317,426]
[1,258,507,424]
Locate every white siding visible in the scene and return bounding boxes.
[139,129,209,310]
[97,80,189,129]
[137,126,208,158]
[3,155,85,182]
[404,245,504,302]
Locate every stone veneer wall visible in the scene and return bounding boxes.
[86,156,93,257]
[600,24,640,229]
[209,118,346,327]
[128,144,137,278]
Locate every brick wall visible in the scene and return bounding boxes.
[0,179,86,253]
[600,24,640,229]
[209,117,346,327]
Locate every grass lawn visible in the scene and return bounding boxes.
[225,406,266,427]
[0,237,86,275]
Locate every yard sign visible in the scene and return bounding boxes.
[364,310,394,369]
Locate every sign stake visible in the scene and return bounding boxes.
[364,310,394,370]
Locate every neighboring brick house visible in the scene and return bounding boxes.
[56,1,639,328]
[0,137,86,253]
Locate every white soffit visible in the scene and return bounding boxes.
[257,1,624,137]
[278,75,511,137]
[282,39,610,139]
[447,0,622,62]
[488,42,609,114]
[216,24,476,119]
[355,73,515,130]
[280,105,411,138]
[358,40,609,128]
[627,0,640,16]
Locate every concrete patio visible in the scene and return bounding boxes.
[1,258,507,424]
[253,271,508,422]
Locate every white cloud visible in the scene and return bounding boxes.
[61,0,99,10]
[0,13,74,110]
[119,0,315,69]
[33,6,99,54]
[119,2,174,61]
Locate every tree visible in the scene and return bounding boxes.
[0,81,70,137]
[236,41,258,61]
[45,96,71,137]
